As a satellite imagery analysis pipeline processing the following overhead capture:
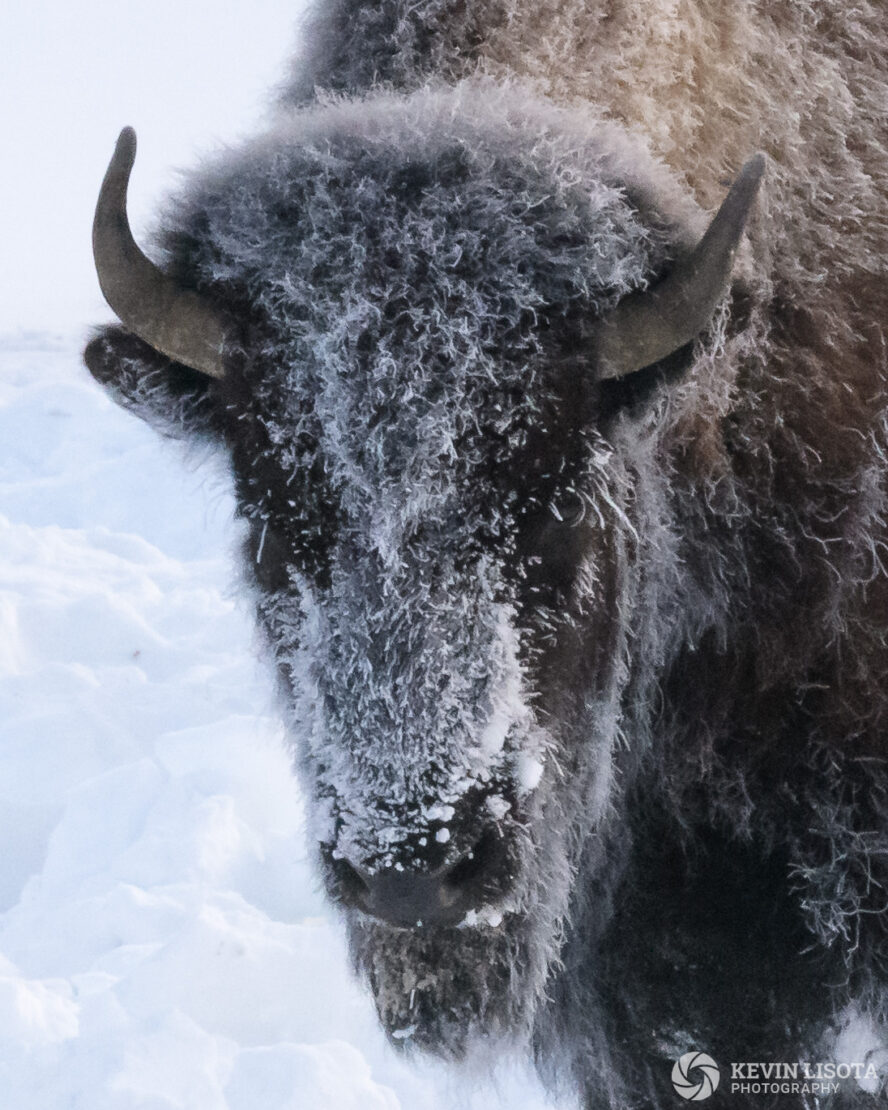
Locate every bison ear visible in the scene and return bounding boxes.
[84,324,223,440]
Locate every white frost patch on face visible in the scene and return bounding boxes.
[288,581,549,863]
[424,803,455,824]
[516,753,544,794]
[459,906,505,929]
[832,1006,888,1093]
[479,607,528,756]
[479,606,548,803]
[485,795,511,821]
[587,722,615,820]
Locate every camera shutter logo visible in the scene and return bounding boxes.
[672,1052,721,1100]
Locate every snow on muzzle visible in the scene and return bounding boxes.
[292,565,546,927]
[324,781,528,929]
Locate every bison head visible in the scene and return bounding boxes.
[85,87,761,1055]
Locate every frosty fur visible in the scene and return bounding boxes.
[84,3,888,1108]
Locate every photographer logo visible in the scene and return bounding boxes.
[672,1052,721,1101]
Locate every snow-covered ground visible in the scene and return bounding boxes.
[0,331,562,1109]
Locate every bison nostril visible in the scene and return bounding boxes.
[328,825,513,927]
[445,827,503,894]
[444,838,488,891]
[334,856,371,906]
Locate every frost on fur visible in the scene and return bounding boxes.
[85,3,888,1107]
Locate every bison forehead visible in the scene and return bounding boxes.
[170,94,673,572]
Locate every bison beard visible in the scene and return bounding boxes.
[84,2,888,1107]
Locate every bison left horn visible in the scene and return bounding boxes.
[596,154,765,380]
[92,127,229,380]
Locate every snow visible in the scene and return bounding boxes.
[0,332,564,1108]
[516,753,544,794]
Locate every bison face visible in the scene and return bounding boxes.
[85,86,761,1054]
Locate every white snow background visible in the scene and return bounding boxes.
[0,3,562,1107]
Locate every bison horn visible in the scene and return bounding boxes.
[92,127,229,380]
[596,154,765,380]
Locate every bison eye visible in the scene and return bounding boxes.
[514,504,590,607]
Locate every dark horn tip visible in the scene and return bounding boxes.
[746,152,766,176]
[705,153,766,247]
[733,153,766,202]
[114,126,138,169]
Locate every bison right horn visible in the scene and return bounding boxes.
[596,154,766,380]
[92,127,230,380]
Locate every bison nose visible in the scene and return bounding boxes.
[353,865,467,927]
[338,829,509,928]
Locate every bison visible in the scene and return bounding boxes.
[85,2,888,1106]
